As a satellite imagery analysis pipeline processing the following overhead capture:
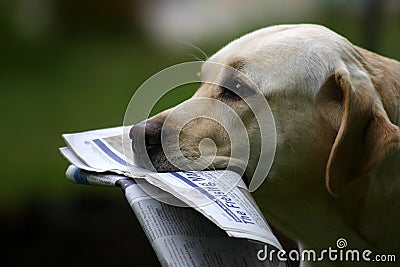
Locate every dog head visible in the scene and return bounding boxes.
[130,24,400,195]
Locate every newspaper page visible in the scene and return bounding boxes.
[60,147,103,173]
[62,126,147,176]
[144,171,282,249]
[60,126,282,249]
[65,166,283,267]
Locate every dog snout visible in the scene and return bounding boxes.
[130,119,163,148]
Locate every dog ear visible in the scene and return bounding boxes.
[316,67,400,196]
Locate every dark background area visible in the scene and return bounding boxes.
[1,0,399,266]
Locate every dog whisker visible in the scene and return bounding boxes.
[176,40,209,61]
[188,53,204,62]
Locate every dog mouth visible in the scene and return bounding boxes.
[131,140,174,172]
[130,123,210,172]
[131,137,227,172]
[134,140,247,176]
[129,121,250,177]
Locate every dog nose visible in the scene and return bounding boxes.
[130,120,162,146]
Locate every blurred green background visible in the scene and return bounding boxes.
[1,0,399,266]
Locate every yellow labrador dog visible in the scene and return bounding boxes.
[130,24,400,266]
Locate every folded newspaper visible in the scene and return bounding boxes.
[60,126,284,266]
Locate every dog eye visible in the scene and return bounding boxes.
[220,80,249,101]
[221,83,241,100]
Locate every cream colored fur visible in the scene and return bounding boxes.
[140,24,400,266]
